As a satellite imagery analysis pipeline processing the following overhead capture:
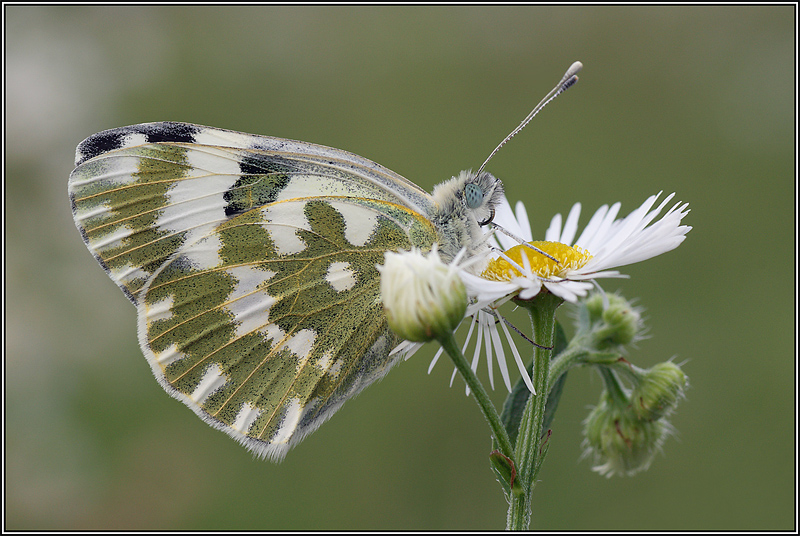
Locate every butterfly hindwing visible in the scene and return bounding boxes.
[69,123,439,460]
[140,197,436,459]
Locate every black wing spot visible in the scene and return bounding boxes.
[75,122,201,165]
[76,130,127,165]
[139,122,199,144]
[223,153,295,216]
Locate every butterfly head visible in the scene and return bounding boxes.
[430,170,504,261]
[462,170,505,226]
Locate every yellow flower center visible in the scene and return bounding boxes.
[481,241,593,281]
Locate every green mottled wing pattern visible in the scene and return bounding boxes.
[69,123,438,460]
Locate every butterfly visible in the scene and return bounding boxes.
[68,63,581,461]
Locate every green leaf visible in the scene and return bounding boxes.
[489,450,524,497]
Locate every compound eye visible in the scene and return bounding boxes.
[464,183,484,209]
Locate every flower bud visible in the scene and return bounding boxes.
[631,361,688,421]
[583,292,643,349]
[583,391,671,477]
[378,248,467,342]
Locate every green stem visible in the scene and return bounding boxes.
[547,344,588,390]
[598,367,630,406]
[438,331,515,461]
[507,292,561,531]
[548,344,622,390]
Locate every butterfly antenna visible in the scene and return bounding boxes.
[476,61,583,176]
[490,222,560,263]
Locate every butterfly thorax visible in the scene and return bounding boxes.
[430,170,504,263]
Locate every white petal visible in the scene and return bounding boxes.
[545,212,563,242]
[495,314,520,392]
[514,200,533,242]
[516,279,544,300]
[481,312,495,390]
[574,203,609,247]
[428,346,445,374]
[593,195,660,259]
[511,341,535,394]
[578,202,621,252]
[493,197,524,250]
[560,202,582,245]
[544,279,594,302]
[487,313,506,389]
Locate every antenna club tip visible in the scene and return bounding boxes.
[567,61,583,76]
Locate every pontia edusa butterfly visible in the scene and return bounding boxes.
[68,62,581,461]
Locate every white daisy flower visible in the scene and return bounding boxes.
[461,192,691,305]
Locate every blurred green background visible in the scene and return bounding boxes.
[5,5,795,530]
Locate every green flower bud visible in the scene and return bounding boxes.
[583,291,607,321]
[378,248,467,342]
[583,391,671,477]
[631,361,688,421]
[583,292,643,349]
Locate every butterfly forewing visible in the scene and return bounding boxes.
[69,123,439,460]
[69,122,436,303]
